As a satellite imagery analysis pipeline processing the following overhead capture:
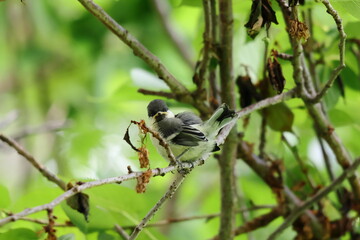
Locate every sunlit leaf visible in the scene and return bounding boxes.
[329,109,357,126]
[0,228,38,240]
[332,0,360,20]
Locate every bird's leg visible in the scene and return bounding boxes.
[174,148,195,174]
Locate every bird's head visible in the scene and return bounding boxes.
[147,99,174,122]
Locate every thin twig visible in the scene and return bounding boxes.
[129,172,188,240]
[12,121,69,140]
[217,88,298,146]
[281,134,316,189]
[137,89,175,99]
[309,0,346,103]
[131,120,177,164]
[150,0,194,68]
[211,207,283,240]
[267,157,360,240]
[208,0,219,105]
[115,224,130,240]
[120,205,275,229]
[196,0,212,90]
[0,133,67,191]
[1,211,74,227]
[234,207,282,236]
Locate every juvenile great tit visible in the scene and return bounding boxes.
[147,99,236,162]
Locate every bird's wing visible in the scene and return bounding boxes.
[171,125,208,146]
[175,112,203,125]
[158,112,207,147]
[157,117,183,139]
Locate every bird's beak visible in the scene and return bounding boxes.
[153,111,168,122]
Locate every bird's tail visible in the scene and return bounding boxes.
[202,103,236,136]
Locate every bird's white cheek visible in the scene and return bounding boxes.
[167,110,175,118]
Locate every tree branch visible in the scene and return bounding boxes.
[12,120,69,140]
[268,157,360,240]
[0,133,67,191]
[150,0,195,69]
[129,172,188,239]
[218,0,237,239]
[76,0,211,113]
[0,158,206,227]
[137,89,175,99]
[217,88,298,146]
[120,205,275,229]
[276,0,360,201]
[115,224,131,240]
[309,0,346,103]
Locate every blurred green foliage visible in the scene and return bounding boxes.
[1,0,360,239]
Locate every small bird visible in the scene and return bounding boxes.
[147,99,236,162]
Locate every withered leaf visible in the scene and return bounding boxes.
[138,146,150,168]
[288,19,310,41]
[66,192,90,222]
[123,123,140,152]
[237,76,253,108]
[245,0,278,38]
[136,169,153,193]
[267,56,286,94]
[236,75,261,108]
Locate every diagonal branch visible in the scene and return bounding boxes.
[129,172,188,239]
[309,0,346,103]
[0,133,67,191]
[267,157,360,240]
[0,159,204,227]
[217,88,298,146]
[77,0,205,110]
[150,0,195,68]
[120,205,275,230]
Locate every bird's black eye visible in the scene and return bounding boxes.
[155,113,166,122]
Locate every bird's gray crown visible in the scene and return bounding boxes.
[147,99,169,117]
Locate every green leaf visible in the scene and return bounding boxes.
[0,228,38,240]
[264,103,294,132]
[59,234,76,240]
[0,185,10,208]
[62,199,116,234]
[341,66,360,91]
[344,21,360,38]
[331,0,360,20]
[328,109,357,126]
[98,231,121,240]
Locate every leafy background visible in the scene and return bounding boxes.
[1,0,360,239]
